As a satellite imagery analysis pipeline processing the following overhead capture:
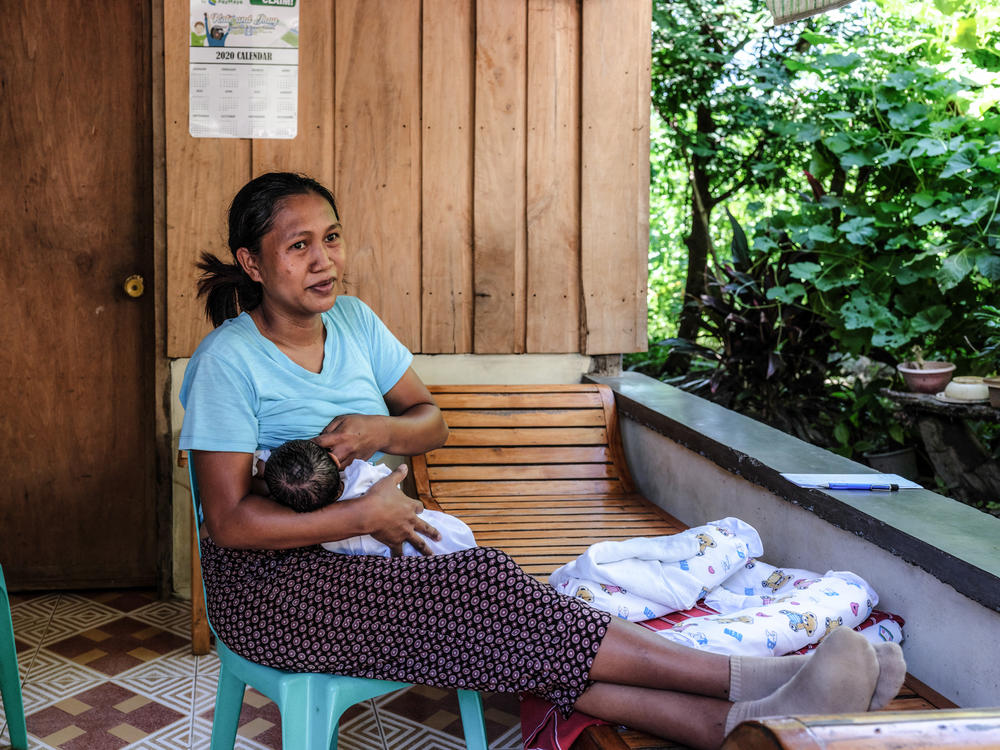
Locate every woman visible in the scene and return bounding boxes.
[179,172,904,750]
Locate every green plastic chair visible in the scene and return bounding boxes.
[0,564,29,750]
[188,462,489,750]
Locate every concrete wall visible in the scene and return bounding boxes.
[619,417,1000,709]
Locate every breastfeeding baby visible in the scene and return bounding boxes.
[254,439,476,556]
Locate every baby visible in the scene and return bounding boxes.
[256,439,476,557]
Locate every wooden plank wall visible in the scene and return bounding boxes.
[165,0,650,358]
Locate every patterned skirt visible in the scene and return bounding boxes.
[199,539,611,714]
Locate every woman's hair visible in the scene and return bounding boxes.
[196,172,340,327]
[263,439,343,513]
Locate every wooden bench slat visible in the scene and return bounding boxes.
[425,446,613,465]
[435,391,604,408]
[472,531,675,544]
[427,463,617,481]
[430,479,627,497]
[442,501,655,514]
[430,384,603,394]
[456,510,669,522]
[440,408,607,427]
[444,427,609,446]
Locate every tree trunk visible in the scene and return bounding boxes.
[665,104,715,372]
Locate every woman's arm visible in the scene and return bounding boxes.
[193,449,440,552]
[314,367,448,466]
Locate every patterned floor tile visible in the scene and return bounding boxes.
[380,685,522,744]
[127,598,192,638]
[26,682,184,750]
[77,591,159,614]
[36,596,124,647]
[115,660,197,715]
[9,593,60,646]
[8,588,528,750]
[19,649,106,713]
[45,616,189,677]
[190,715,274,750]
[339,706,468,750]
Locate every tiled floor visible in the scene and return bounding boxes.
[1,590,523,750]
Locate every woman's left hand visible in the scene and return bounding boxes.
[314,413,388,466]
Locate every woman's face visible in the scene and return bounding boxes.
[241,191,345,320]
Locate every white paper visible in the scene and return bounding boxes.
[189,0,299,139]
[781,473,923,490]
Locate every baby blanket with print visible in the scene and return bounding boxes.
[661,559,878,656]
[548,517,763,621]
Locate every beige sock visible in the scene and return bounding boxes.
[728,653,809,701]
[724,627,878,736]
[869,641,906,710]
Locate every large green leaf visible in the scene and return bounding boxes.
[941,144,980,178]
[937,251,976,289]
[839,216,877,244]
[912,305,953,332]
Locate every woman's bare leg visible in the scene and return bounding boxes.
[588,618,732,697]
[580,626,880,749]
[575,682,730,750]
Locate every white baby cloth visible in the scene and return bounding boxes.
[662,560,878,656]
[548,517,763,621]
[253,452,476,557]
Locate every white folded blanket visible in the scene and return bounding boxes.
[548,517,763,621]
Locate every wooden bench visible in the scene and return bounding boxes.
[412,384,685,579]
[412,384,962,750]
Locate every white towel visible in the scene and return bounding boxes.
[548,518,763,621]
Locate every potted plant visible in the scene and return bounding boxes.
[896,346,955,394]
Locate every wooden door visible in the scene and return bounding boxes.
[0,2,156,589]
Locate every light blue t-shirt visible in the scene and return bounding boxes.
[178,296,413,453]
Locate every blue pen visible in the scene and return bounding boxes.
[820,482,899,492]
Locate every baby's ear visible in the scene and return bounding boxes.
[327,450,342,470]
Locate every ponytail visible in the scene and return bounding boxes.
[196,252,263,327]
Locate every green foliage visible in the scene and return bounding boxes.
[760,3,1000,366]
[641,0,1000,468]
[655,213,845,447]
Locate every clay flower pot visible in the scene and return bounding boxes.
[896,361,955,393]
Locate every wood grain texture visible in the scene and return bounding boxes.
[474,0,528,353]
[422,0,475,353]
[164,0,252,357]
[252,0,335,187]
[442,408,606,427]
[425,446,613,464]
[335,0,421,349]
[0,1,156,587]
[526,0,581,352]
[580,0,651,354]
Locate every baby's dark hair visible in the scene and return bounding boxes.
[263,440,343,513]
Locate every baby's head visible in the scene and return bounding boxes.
[263,439,343,513]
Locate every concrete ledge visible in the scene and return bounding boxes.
[588,371,1000,612]
[587,372,1000,708]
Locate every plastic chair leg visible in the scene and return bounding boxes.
[457,689,489,750]
[0,570,28,750]
[210,664,247,750]
[280,679,339,750]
